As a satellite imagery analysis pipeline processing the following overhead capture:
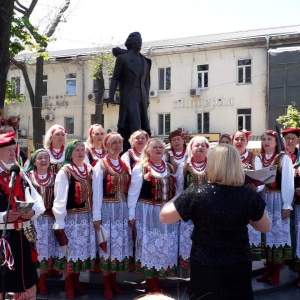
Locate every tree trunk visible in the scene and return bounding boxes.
[0,0,15,109]
[33,55,45,149]
[94,72,104,125]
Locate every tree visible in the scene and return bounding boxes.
[0,0,16,108]
[90,48,115,125]
[11,0,71,149]
[277,105,300,129]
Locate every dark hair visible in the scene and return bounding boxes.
[261,130,281,154]
[125,32,141,50]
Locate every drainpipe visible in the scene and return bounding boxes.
[76,58,85,140]
[266,36,270,129]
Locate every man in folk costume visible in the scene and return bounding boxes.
[0,132,45,300]
[282,128,300,287]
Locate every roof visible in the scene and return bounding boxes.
[16,24,300,61]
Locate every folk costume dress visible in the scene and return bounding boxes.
[85,146,106,167]
[241,150,265,260]
[46,146,66,176]
[0,167,45,294]
[92,155,132,272]
[165,147,188,175]
[27,153,56,271]
[177,159,208,270]
[259,152,294,263]
[121,148,142,171]
[127,162,183,278]
[52,146,96,272]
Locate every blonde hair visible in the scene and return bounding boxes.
[103,132,123,154]
[207,144,244,186]
[129,130,149,147]
[140,138,166,167]
[86,124,105,147]
[187,136,210,163]
[43,124,67,149]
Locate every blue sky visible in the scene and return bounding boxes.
[29,0,300,50]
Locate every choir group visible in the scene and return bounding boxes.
[0,122,299,300]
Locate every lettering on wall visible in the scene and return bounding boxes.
[173,97,234,109]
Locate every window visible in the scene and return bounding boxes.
[197,64,209,88]
[42,75,48,96]
[158,113,170,135]
[11,76,20,95]
[237,59,251,84]
[65,117,74,134]
[197,113,209,133]
[158,67,171,91]
[66,73,76,95]
[237,109,251,130]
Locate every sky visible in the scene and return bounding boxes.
[27,0,300,51]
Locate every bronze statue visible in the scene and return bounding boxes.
[109,32,151,152]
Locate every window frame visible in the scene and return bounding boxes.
[197,112,210,133]
[65,117,74,134]
[237,109,251,130]
[11,76,21,95]
[197,64,209,89]
[65,73,77,95]
[158,113,171,135]
[237,59,251,84]
[158,67,171,91]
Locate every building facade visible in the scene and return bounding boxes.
[7,25,300,151]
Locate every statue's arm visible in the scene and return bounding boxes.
[109,55,123,99]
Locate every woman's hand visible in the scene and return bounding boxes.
[93,220,102,231]
[20,209,35,220]
[3,210,21,222]
[282,209,290,219]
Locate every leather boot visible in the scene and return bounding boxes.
[103,274,113,299]
[110,272,124,294]
[37,273,49,295]
[257,261,273,282]
[145,278,153,293]
[73,273,87,294]
[65,275,75,299]
[270,263,281,286]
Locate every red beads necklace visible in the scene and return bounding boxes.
[171,148,186,160]
[191,157,207,172]
[261,152,277,167]
[133,147,142,158]
[50,146,64,160]
[34,170,51,186]
[240,155,247,164]
[149,160,166,173]
[91,147,105,159]
[71,162,88,179]
[106,156,124,173]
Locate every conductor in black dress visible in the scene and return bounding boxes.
[109,32,151,152]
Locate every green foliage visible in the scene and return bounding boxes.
[5,81,26,104]
[89,47,115,80]
[10,15,50,57]
[277,105,300,128]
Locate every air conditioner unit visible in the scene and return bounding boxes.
[106,127,115,134]
[44,113,54,121]
[88,93,96,101]
[190,89,201,96]
[177,127,185,133]
[150,129,155,136]
[149,90,158,98]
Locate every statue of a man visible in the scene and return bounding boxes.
[109,32,151,152]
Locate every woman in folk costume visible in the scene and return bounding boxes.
[256,130,294,286]
[127,138,183,293]
[0,132,45,300]
[85,124,106,166]
[52,140,96,299]
[219,133,232,144]
[282,127,300,287]
[44,124,68,176]
[233,129,264,260]
[92,132,132,299]
[165,130,188,174]
[27,149,56,295]
[121,129,149,171]
[177,136,210,271]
